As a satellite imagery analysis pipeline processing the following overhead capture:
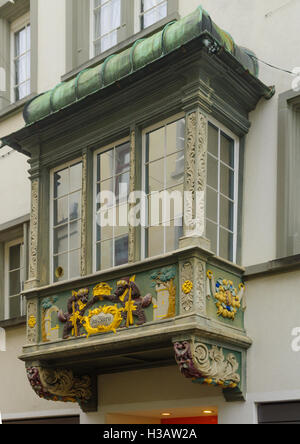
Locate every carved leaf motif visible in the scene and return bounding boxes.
[180,261,194,312]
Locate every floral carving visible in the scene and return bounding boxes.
[180,261,194,313]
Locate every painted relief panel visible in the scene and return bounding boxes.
[206,265,245,330]
[39,266,178,342]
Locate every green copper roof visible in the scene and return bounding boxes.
[23,6,261,126]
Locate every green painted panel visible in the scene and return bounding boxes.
[39,265,178,343]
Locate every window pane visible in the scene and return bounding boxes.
[206,187,218,223]
[9,270,20,296]
[53,224,68,255]
[207,154,218,190]
[15,55,27,84]
[147,225,164,257]
[147,159,164,193]
[54,197,68,226]
[219,228,234,262]
[98,224,113,242]
[208,123,219,157]
[115,142,130,175]
[54,168,69,198]
[9,295,21,319]
[69,191,81,221]
[220,196,234,231]
[115,204,129,235]
[70,221,81,251]
[220,164,234,200]
[166,152,184,189]
[69,250,80,279]
[9,245,20,271]
[69,163,82,193]
[165,223,183,253]
[53,253,68,282]
[97,239,113,270]
[115,235,128,266]
[221,132,235,168]
[115,171,130,203]
[142,0,167,29]
[166,119,185,156]
[15,27,27,56]
[146,126,165,163]
[206,220,218,254]
[98,150,114,182]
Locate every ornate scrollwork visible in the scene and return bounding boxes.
[174,338,240,389]
[27,366,92,405]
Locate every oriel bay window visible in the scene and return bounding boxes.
[206,122,239,263]
[95,140,130,271]
[143,117,185,258]
[50,161,82,283]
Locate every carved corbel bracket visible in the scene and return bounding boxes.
[173,337,245,402]
[26,365,97,412]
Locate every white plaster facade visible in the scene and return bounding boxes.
[0,0,299,425]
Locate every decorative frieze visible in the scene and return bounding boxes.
[179,258,206,316]
[27,299,38,344]
[28,179,39,284]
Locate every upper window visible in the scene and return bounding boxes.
[50,161,83,283]
[206,122,239,263]
[11,13,31,103]
[140,0,168,30]
[91,0,122,56]
[94,139,130,271]
[5,239,26,320]
[142,116,185,259]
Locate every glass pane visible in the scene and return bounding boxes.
[9,295,21,319]
[9,270,20,296]
[101,30,118,52]
[9,244,20,271]
[69,250,80,279]
[53,253,68,282]
[165,223,183,253]
[53,224,68,255]
[15,55,27,85]
[98,239,113,270]
[208,123,219,157]
[54,168,69,198]
[166,119,185,156]
[97,224,113,242]
[147,159,164,193]
[15,27,27,56]
[166,152,184,189]
[115,171,129,203]
[221,132,235,168]
[69,191,81,221]
[115,204,129,234]
[207,154,218,190]
[219,228,234,262]
[54,196,68,226]
[115,235,128,266]
[147,225,164,257]
[70,220,81,251]
[220,164,234,200]
[69,162,82,193]
[161,185,183,223]
[115,142,130,175]
[98,150,114,182]
[206,187,218,223]
[220,196,234,231]
[206,220,217,254]
[146,126,165,163]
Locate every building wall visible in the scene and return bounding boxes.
[0,0,299,424]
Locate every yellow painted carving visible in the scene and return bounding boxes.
[81,305,123,338]
[182,280,193,294]
[28,315,37,329]
[93,283,112,301]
